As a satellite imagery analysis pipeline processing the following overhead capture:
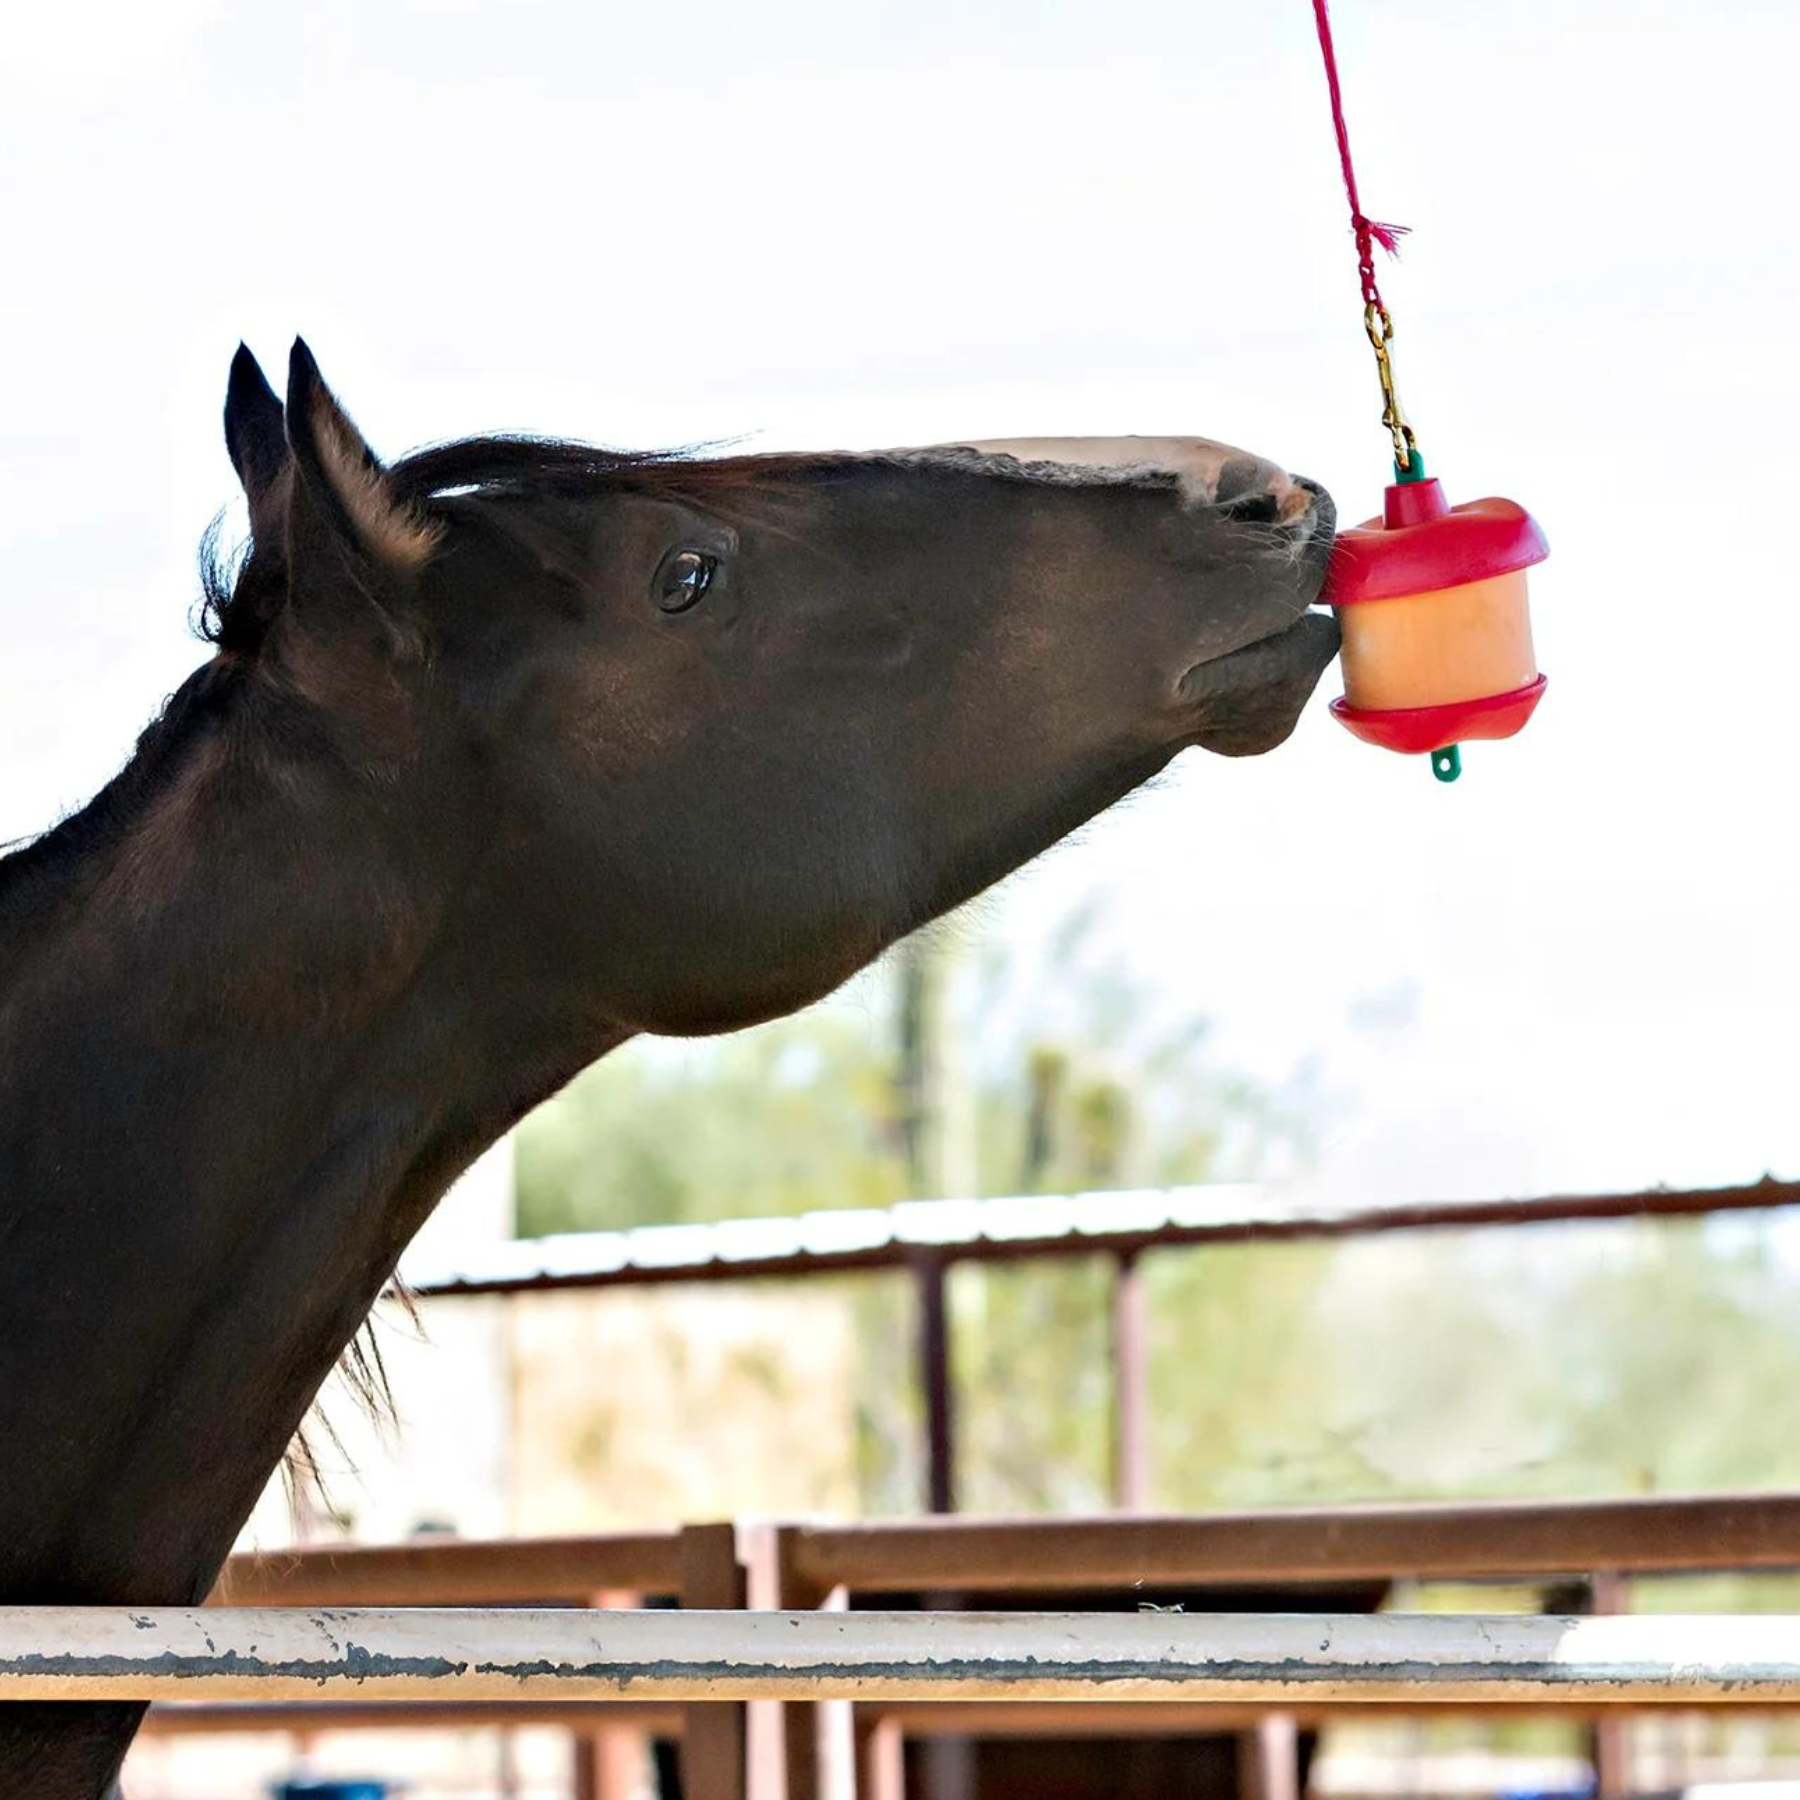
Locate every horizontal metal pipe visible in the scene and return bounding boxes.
[789,1493,1800,1593]
[137,1695,1800,1742]
[204,1493,1800,1615]
[874,1696,1800,1733]
[141,1698,687,1736]
[214,1533,680,1606]
[8,1609,1800,1706]
[411,1179,1800,1299]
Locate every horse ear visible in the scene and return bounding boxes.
[223,344,289,543]
[283,339,439,572]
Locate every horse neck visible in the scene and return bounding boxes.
[0,711,619,1605]
[0,719,628,1799]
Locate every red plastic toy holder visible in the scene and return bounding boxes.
[1322,474,1549,772]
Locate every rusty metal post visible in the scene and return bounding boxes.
[855,1713,906,1800]
[571,1726,646,1800]
[571,1737,595,1800]
[680,1525,748,1800]
[738,1525,788,1800]
[772,1525,855,1800]
[1589,1570,1632,1799]
[916,1256,974,1799]
[1112,1249,1151,1508]
[916,1255,955,1515]
[1237,1712,1300,1800]
[569,1588,652,1800]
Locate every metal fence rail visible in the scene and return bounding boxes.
[11,1607,1800,1707]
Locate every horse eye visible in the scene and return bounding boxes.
[656,550,715,613]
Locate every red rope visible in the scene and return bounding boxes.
[1311,0,1408,311]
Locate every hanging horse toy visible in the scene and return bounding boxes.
[1311,0,1548,783]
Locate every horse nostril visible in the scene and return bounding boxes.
[1220,489,1287,528]
[1214,456,1274,509]
[1215,457,1317,532]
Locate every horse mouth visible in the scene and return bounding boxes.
[1175,476,1340,756]
[1180,609,1342,756]
[1193,472,1340,750]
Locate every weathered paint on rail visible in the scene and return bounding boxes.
[5,1610,1800,1706]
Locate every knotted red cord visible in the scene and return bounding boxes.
[1312,0,1408,311]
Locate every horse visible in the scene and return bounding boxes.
[0,339,1337,1796]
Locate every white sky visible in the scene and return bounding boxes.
[3,0,1796,1206]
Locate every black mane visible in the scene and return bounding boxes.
[0,660,243,928]
[388,434,694,503]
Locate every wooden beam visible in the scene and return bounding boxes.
[15,1609,1800,1705]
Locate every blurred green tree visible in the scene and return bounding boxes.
[513,907,1800,1518]
[514,903,1315,1512]
[516,998,910,1233]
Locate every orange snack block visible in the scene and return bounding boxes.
[1339,568,1537,713]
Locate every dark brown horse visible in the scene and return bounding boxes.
[0,341,1337,1796]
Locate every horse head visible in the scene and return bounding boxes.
[219,342,1337,1038]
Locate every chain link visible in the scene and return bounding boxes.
[1362,301,1419,473]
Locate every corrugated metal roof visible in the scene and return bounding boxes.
[400,1177,1800,1298]
[401,1184,1255,1293]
